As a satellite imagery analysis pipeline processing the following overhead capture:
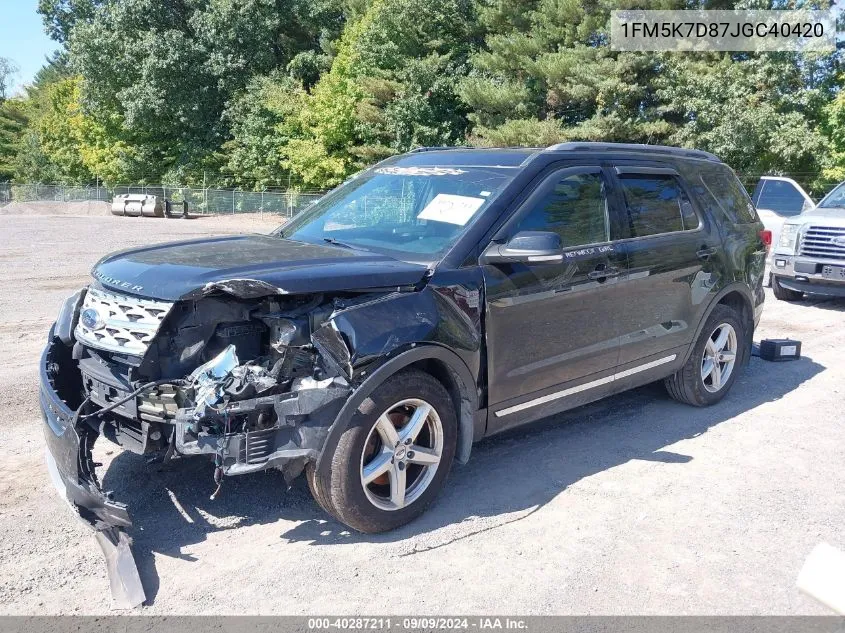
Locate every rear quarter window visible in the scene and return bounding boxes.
[699,167,758,224]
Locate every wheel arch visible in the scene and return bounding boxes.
[314,344,479,476]
[681,283,756,366]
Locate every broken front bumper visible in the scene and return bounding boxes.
[40,330,353,608]
[39,335,146,608]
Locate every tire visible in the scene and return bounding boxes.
[772,275,803,302]
[664,304,747,407]
[307,368,457,533]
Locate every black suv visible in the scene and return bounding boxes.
[41,143,765,605]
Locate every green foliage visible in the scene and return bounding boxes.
[58,0,346,183]
[224,74,308,189]
[33,77,92,182]
[0,99,28,180]
[37,0,101,43]
[460,0,686,146]
[660,54,828,190]
[821,77,845,185]
[284,0,478,187]
[0,0,837,193]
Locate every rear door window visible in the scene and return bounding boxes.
[618,173,699,238]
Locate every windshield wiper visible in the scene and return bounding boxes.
[322,237,370,252]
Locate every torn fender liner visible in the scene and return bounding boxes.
[40,341,146,608]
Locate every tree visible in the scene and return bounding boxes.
[22,0,844,193]
[459,0,690,146]
[660,53,830,191]
[0,57,18,101]
[286,0,479,188]
[61,0,345,183]
[820,75,845,186]
[0,99,27,181]
[38,0,101,43]
[224,74,308,189]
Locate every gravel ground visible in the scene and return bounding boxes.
[0,211,842,615]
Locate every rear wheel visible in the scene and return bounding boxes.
[665,304,747,407]
[307,369,456,533]
[772,275,804,301]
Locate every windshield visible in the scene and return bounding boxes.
[818,181,845,209]
[279,164,516,261]
[754,179,810,216]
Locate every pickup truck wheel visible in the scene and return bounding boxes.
[664,304,746,407]
[307,368,457,533]
[772,275,804,301]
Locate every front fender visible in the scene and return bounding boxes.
[314,344,479,476]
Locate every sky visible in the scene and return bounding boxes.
[0,0,59,95]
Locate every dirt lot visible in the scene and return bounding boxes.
[0,211,842,615]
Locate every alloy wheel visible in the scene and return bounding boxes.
[359,398,443,511]
[701,322,738,393]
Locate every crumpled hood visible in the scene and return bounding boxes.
[91,234,429,300]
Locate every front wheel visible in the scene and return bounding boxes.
[665,304,747,407]
[307,368,457,533]
[772,275,804,302]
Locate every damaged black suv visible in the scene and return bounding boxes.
[41,143,765,604]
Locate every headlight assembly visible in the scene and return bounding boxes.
[779,223,801,252]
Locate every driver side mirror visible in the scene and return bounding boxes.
[481,231,564,264]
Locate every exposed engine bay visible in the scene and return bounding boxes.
[66,286,392,491]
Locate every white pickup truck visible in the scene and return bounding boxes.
[752,176,815,286]
[756,177,845,301]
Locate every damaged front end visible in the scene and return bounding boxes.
[40,284,380,607]
[41,318,143,608]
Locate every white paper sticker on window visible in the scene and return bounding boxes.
[374,166,466,176]
[417,194,486,225]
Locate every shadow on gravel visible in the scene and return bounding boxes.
[791,295,845,312]
[100,353,824,604]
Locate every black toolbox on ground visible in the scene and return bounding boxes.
[758,339,801,362]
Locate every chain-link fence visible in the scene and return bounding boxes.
[0,182,324,217]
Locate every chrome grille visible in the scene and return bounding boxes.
[74,287,173,356]
[799,225,845,261]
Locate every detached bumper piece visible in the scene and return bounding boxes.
[40,339,146,609]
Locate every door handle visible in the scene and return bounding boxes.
[697,246,717,260]
[588,265,620,281]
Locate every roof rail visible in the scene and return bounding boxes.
[544,142,720,162]
[408,145,475,153]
